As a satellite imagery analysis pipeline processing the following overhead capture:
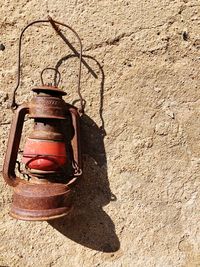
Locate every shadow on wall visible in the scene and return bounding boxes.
[49,54,120,252]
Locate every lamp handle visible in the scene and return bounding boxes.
[3,104,29,186]
[11,17,84,114]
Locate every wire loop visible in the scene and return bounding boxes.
[40,67,61,86]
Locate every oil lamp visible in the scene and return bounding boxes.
[3,17,84,221]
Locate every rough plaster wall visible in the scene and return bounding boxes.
[0,0,200,266]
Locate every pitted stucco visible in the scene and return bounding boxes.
[0,1,200,266]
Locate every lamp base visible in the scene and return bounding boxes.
[10,207,73,221]
[10,181,74,221]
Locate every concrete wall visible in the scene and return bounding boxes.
[0,1,200,266]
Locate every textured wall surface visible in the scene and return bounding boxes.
[0,1,200,266]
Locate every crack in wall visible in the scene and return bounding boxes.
[84,22,171,52]
[83,2,200,53]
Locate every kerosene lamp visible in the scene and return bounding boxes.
[3,17,84,221]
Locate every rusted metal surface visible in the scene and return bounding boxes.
[10,181,73,221]
[68,105,82,171]
[32,85,66,96]
[3,103,29,187]
[30,88,67,119]
[3,85,82,221]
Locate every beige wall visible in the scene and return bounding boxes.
[0,1,200,266]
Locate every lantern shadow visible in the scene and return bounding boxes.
[50,115,119,252]
[49,55,120,252]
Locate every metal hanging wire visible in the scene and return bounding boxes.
[11,16,84,114]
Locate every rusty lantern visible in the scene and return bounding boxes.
[3,17,84,221]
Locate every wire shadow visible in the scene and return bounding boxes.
[53,54,105,132]
[49,54,120,252]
